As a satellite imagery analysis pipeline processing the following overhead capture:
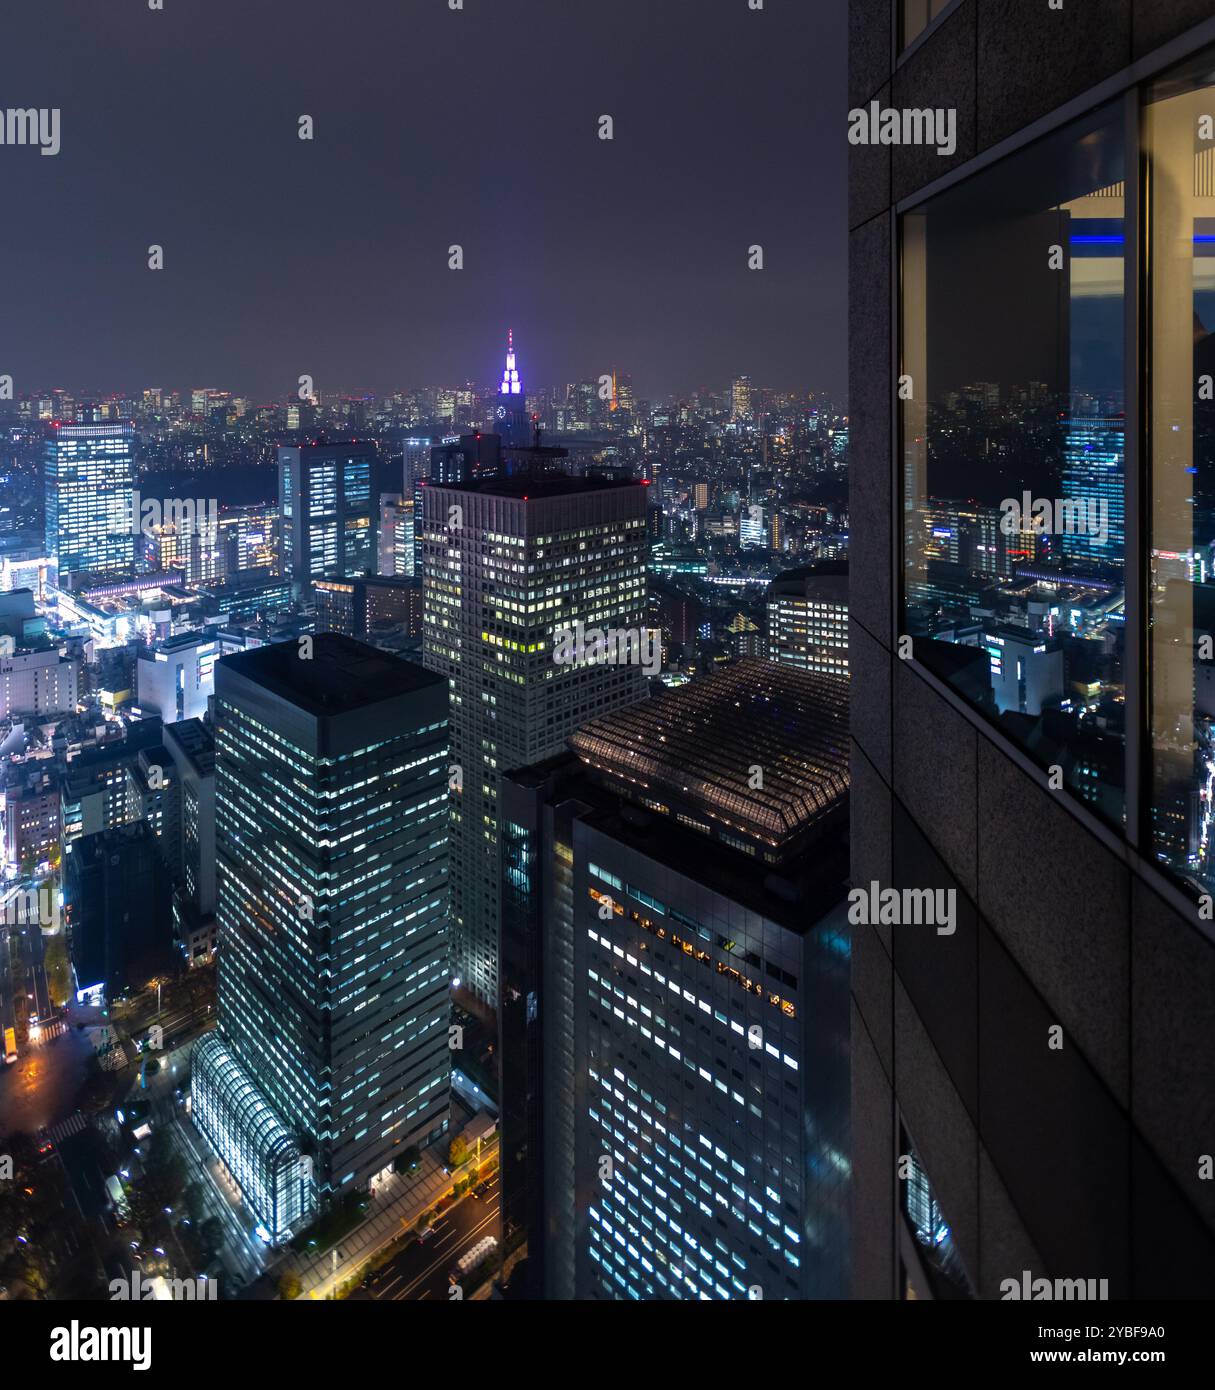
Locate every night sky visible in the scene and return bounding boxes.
[0,0,846,402]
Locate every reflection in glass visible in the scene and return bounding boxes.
[1147,52,1215,892]
[901,105,1126,824]
[902,0,953,51]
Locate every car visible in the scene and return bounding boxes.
[417,1225,437,1242]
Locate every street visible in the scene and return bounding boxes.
[351,1173,501,1302]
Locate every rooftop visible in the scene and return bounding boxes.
[217,633,442,717]
[569,658,849,850]
[164,717,215,776]
[431,473,641,500]
[767,560,848,598]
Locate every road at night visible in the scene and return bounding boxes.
[352,1175,501,1302]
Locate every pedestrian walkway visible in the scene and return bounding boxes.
[45,1111,87,1145]
[29,1018,66,1045]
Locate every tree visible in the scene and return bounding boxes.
[197,1218,224,1263]
[183,1182,207,1224]
[448,1136,469,1169]
[43,933,71,1008]
[278,1271,303,1301]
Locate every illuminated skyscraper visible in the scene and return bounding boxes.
[402,433,432,493]
[422,474,649,1008]
[277,441,375,585]
[731,375,753,422]
[1061,414,1125,569]
[767,561,849,678]
[44,418,136,579]
[500,660,851,1299]
[495,328,530,446]
[739,504,768,549]
[192,636,451,1243]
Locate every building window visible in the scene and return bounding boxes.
[901,0,952,51]
[1146,54,1215,892]
[901,1139,972,1298]
[901,102,1127,827]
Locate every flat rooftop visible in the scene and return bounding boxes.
[217,633,441,716]
[428,473,641,500]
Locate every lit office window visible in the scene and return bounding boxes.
[901,104,1126,824]
[902,0,952,50]
[1146,52,1215,890]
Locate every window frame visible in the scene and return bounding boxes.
[896,0,963,67]
[888,15,1215,933]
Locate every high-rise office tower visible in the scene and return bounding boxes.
[44,418,136,580]
[163,718,217,969]
[495,329,530,446]
[216,503,277,577]
[731,375,753,422]
[767,561,849,678]
[422,474,648,1008]
[150,515,226,587]
[191,636,451,1243]
[401,433,431,495]
[377,493,415,577]
[500,660,851,1299]
[277,441,375,586]
[1061,414,1126,570]
[314,575,422,639]
[850,0,1215,1300]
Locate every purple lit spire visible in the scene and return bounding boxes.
[499,328,522,396]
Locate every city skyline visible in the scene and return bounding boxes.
[3,0,1214,1356]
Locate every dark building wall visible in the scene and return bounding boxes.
[66,822,171,998]
[849,0,1215,1300]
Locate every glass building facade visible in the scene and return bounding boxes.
[195,636,451,1234]
[898,39,1215,901]
[191,1033,312,1243]
[422,475,649,1007]
[902,101,1127,823]
[277,442,375,584]
[44,419,136,579]
[500,660,851,1300]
